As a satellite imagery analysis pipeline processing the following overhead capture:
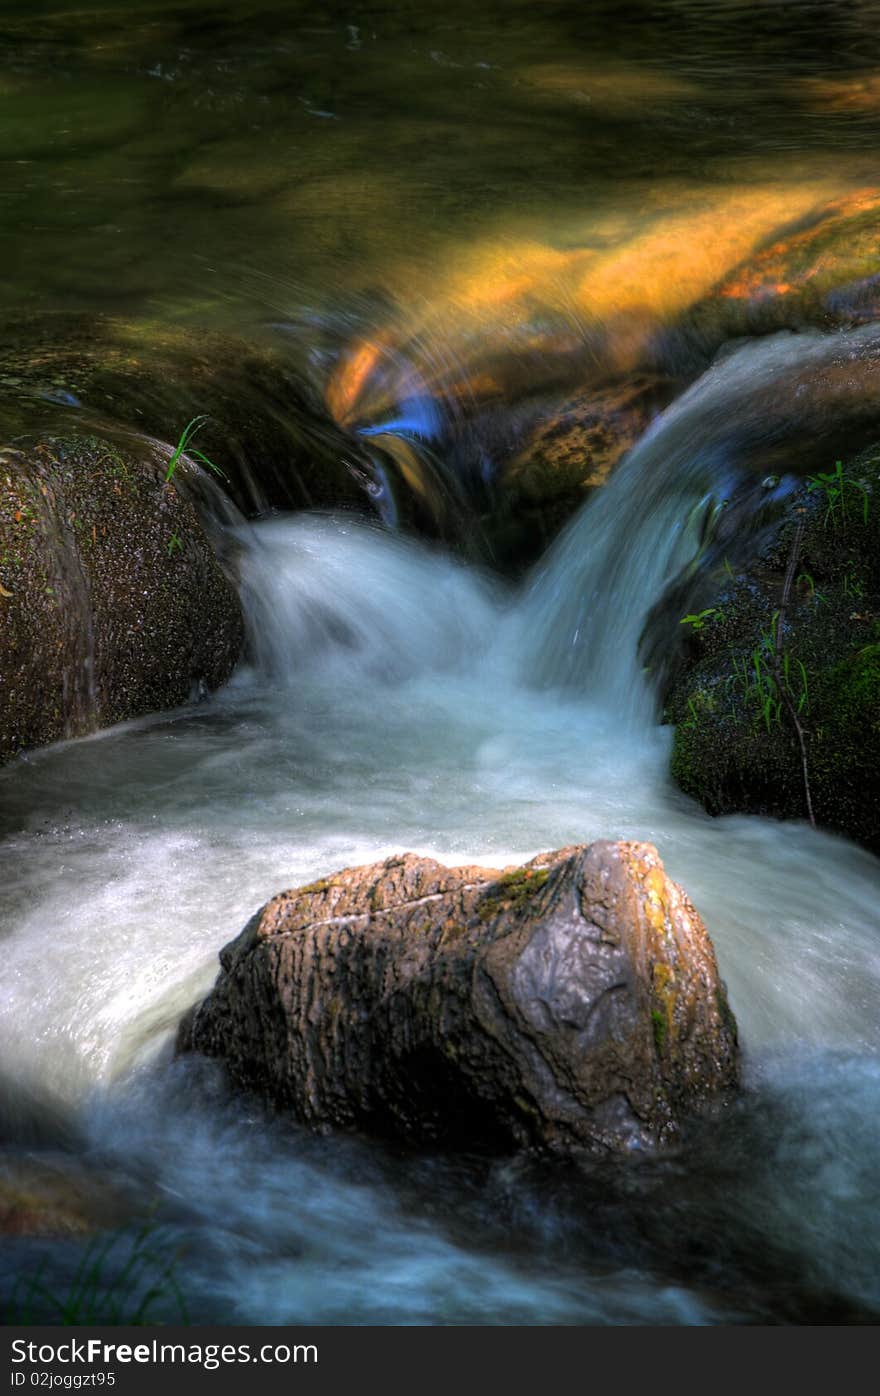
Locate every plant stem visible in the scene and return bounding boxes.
[772,516,815,827]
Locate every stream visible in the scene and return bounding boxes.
[3,359,880,1320]
[2,0,880,1327]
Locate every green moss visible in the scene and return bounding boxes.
[300,877,332,895]
[809,644,880,838]
[477,867,550,922]
[816,643,880,725]
[651,1009,668,1054]
[664,446,880,853]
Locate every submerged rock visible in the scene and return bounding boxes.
[486,376,668,570]
[667,188,880,374]
[0,1152,132,1238]
[0,433,243,761]
[0,312,374,519]
[179,842,739,1157]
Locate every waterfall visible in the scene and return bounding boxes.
[518,324,880,720]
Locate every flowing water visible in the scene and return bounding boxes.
[5,0,879,330]
[521,322,880,712]
[2,0,880,1327]
[3,340,880,1321]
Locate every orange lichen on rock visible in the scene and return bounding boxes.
[716,187,880,304]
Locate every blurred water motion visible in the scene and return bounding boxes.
[2,0,880,538]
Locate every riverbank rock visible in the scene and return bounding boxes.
[179,842,739,1156]
[0,432,243,761]
[662,446,880,852]
[666,188,880,374]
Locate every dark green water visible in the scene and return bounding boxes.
[3,0,880,336]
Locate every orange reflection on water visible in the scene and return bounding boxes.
[519,62,700,113]
[718,187,880,303]
[449,240,593,319]
[325,178,878,429]
[326,333,390,427]
[800,72,880,113]
[572,183,838,364]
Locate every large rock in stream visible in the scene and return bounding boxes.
[0,433,243,761]
[179,842,739,1156]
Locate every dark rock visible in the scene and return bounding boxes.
[485,377,669,571]
[662,446,880,852]
[179,842,739,1157]
[0,433,243,761]
[0,312,376,519]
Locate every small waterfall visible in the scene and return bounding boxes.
[517,324,880,722]
[236,513,504,684]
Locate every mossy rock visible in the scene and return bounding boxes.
[808,644,880,847]
[664,448,880,852]
[485,377,669,572]
[0,312,373,520]
[679,189,880,366]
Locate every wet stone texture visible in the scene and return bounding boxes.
[179,841,739,1157]
[0,434,243,761]
[662,445,880,853]
[485,377,669,571]
[0,313,374,519]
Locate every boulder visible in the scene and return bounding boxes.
[0,432,243,761]
[179,842,739,1156]
[0,312,375,519]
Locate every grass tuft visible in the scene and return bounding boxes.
[165,416,227,485]
[1,1222,189,1326]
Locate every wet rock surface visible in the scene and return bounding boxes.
[662,446,880,852]
[0,433,243,761]
[486,377,669,570]
[681,188,880,362]
[179,841,739,1157]
[0,313,375,518]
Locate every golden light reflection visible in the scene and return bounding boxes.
[800,72,880,113]
[572,184,838,357]
[326,333,390,426]
[325,178,880,432]
[519,62,701,113]
[718,187,880,303]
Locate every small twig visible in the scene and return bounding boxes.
[771,515,815,827]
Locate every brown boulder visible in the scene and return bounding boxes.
[179,841,739,1156]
